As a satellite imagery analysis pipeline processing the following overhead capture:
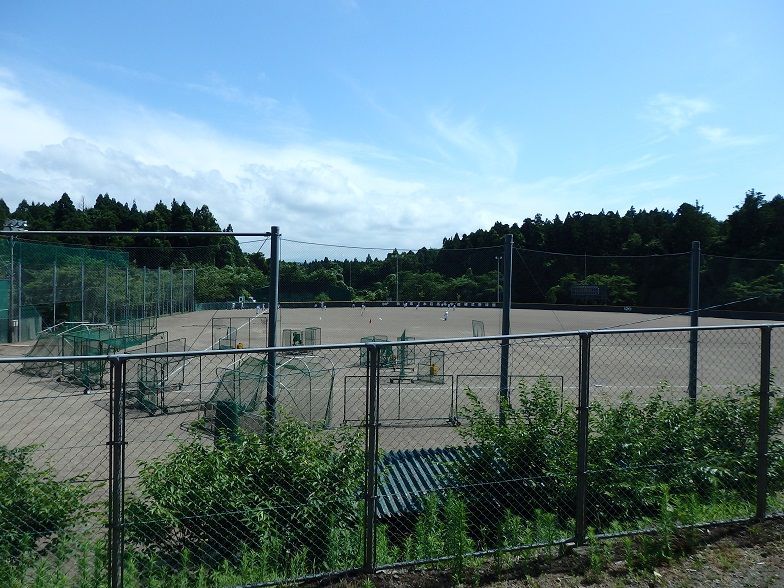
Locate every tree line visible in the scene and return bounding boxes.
[1,190,782,311]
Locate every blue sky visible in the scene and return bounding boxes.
[1,1,782,250]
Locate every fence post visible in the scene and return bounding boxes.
[499,234,513,423]
[688,240,700,402]
[52,260,57,326]
[756,326,772,520]
[104,259,109,324]
[7,236,14,343]
[265,226,280,431]
[363,344,380,574]
[18,261,22,334]
[80,257,85,322]
[575,332,591,545]
[142,267,147,318]
[108,356,127,588]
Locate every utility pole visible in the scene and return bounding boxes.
[4,219,28,342]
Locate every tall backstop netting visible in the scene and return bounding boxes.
[1,238,196,342]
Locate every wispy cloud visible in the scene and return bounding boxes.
[186,72,279,112]
[646,93,712,134]
[697,125,765,148]
[90,61,166,84]
[428,109,518,175]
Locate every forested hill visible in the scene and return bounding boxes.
[0,193,247,268]
[442,189,784,259]
[1,190,782,310]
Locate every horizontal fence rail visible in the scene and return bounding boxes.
[0,323,782,587]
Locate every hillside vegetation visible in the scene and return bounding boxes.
[1,189,782,310]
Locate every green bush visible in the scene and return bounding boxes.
[588,382,784,527]
[124,419,365,572]
[454,377,784,534]
[454,378,576,531]
[0,445,93,579]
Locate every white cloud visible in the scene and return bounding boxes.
[697,126,764,147]
[0,73,467,250]
[0,70,72,161]
[428,109,518,175]
[0,69,725,255]
[646,93,712,134]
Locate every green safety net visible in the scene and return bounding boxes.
[0,238,195,340]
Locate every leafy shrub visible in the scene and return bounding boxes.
[454,377,784,534]
[0,445,93,578]
[454,378,576,532]
[124,419,364,571]
[589,382,784,527]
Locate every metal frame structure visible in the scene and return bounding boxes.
[1,320,782,587]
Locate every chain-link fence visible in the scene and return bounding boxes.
[1,322,782,587]
[0,239,200,342]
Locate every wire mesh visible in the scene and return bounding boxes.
[1,323,783,586]
[0,356,110,586]
[587,328,765,535]
[0,238,198,342]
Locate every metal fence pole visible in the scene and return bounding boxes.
[108,356,127,588]
[688,240,700,402]
[157,267,161,317]
[499,234,513,422]
[170,270,174,315]
[181,268,185,313]
[52,261,57,326]
[80,257,85,322]
[142,267,147,318]
[575,331,591,545]
[17,260,22,334]
[363,344,380,573]
[125,266,130,321]
[105,259,109,324]
[7,236,14,342]
[266,226,280,430]
[756,326,772,520]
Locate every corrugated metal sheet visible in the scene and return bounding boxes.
[376,446,480,518]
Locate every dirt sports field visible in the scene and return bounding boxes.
[0,306,781,486]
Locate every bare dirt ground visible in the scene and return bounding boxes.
[328,518,784,588]
[0,308,781,483]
